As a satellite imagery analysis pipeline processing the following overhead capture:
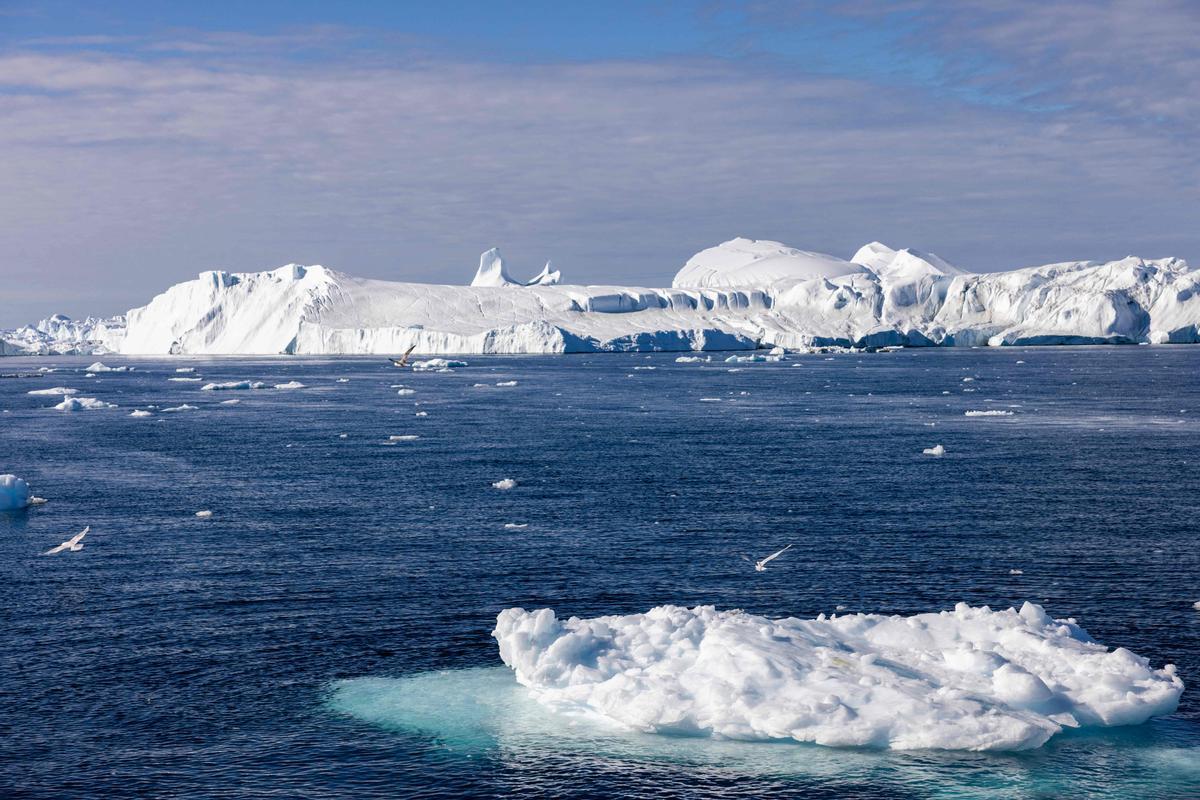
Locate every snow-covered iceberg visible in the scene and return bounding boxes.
[493,603,1182,752]
[4,239,1198,355]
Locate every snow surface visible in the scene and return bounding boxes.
[493,603,1182,752]
[5,239,1199,356]
[0,474,31,510]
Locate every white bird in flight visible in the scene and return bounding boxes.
[44,526,89,555]
[745,544,793,572]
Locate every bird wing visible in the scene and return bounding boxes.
[397,344,417,367]
[761,544,793,565]
[68,526,89,546]
[44,542,69,555]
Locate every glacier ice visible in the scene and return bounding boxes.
[0,475,32,511]
[493,603,1183,752]
[4,238,1200,356]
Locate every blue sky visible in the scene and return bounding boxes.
[1,1,1197,324]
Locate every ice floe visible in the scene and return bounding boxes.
[965,410,1014,417]
[493,603,1183,752]
[923,444,946,456]
[86,361,131,372]
[492,478,518,490]
[53,397,117,411]
[161,404,197,412]
[201,381,267,391]
[27,386,78,396]
[496,381,518,387]
[273,381,305,389]
[411,358,468,371]
[195,510,213,518]
[129,409,153,417]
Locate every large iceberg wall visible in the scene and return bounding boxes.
[4,239,1198,355]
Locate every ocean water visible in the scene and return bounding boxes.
[1,347,1197,799]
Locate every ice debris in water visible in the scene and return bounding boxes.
[27,387,78,396]
[493,603,1183,752]
[161,404,197,412]
[219,398,241,405]
[965,410,1013,417]
[168,377,201,382]
[274,381,305,390]
[492,478,518,490]
[175,367,196,373]
[396,388,416,396]
[336,378,349,383]
[411,359,468,371]
[387,435,419,442]
[201,381,267,391]
[53,397,117,411]
[86,362,131,372]
[195,510,213,518]
[503,523,528,530]
[496,381,518,387]
[0,475,32,510]
[129,409,153,417]
[923,444,945,456]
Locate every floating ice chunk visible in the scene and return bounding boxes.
[338,433,348,439]
[415,411,428,417]
[674,356,709,363]
[493,603,1183,752]
[0,475,32,510]
[922,444,945,456]
[1011,569,1024,575]
[274,381,305,390]
[768,346,786,355]
[84,373,96,377]
[161,404,197,412]
[699,397,721,402]
[219,398,241,405]
[504,523,528,530]
[336,378,350,383]
[965,410,1013,417]
[632,366,656,371]
[412,358,468,371]
[725,354,767,363]
[201,381,266,391]
[37,367,56,373]
[472,383,488,387]
[28,386,78,396]
[195,510,213,518]
[496,381,518,387]
[1193,601,1200,611]
[129,409,153,417]
[396,388,416,396]
[492,478,518,490]
[53,397,117,411]
[86,362,131,372]
[962,377,975,382]
[175,367,196,373]
[387,434,420,442]
[168,377,202,382]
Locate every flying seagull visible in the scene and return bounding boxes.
[44,526,89,555]
[389,344,417,368]
[744,544,793,572]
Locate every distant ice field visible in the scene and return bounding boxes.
[1,346,1198,799]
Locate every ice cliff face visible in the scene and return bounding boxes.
[3,240,1197,355]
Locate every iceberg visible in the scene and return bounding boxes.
[27,387,78,396]
[493,603,1183,752]
[53,397,117,411]
[0,474,32,510]
[4,239,1198,356]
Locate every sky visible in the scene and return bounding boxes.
[1,0,1198,326]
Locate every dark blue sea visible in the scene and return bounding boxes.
[2,347,1197,799]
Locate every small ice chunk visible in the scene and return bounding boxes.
[397,388,416,396]
[388,435,419,442]
[274,381,305,390]
[1010,569,1024,575]
[195,510,213,518]
[338,433,348,439]
[922,444,945,456]
[86,362,131,372]
[503,523,528,530]
[53,397,117,411]
[411,358,468,371]
[129,409,154,417]
[219,398,241,405]
[965,410,1013,417]
[336,378,350,383]
[495,381,518,387]
[768,346,786,355]
[168,377,202,382]
[27,387,78,396]
[415,411,428,417]
[201,381,266,391]
[0,474,32,510]
[175,367,196,373]
[161,404,197,412]
[675,356,709,363]
[1192,601,1200,611]
[962,377,975,382]
[492,478,518,490]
